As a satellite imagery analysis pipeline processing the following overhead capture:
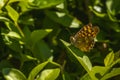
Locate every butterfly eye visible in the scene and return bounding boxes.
[70,36,76,44]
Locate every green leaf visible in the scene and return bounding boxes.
[2,68,27,80]
[104,51,114,67]
[109,22,120,32]
[18,1,31,12]
[82,56,92,71]
[89,6,106,18]
[5,5,19,22]
[38,68,60,80]
[111,58,120,68]
[31,0,64,9]
[90,66,110,80]
[106,0,120,15]
[30,29,52,46]
[22,26,32,47]
[20,54,37,62]
[101,68,120,80]
[80,73,91,80]
[0,16,11,22]
[107,10,120,22]
[76,56,95,79]
[45,11,81,27]
[28,61,49,80]
[0,0,6,9]
[60,39,71,47]
[106,0,120,22]
[7,31,21,39]
[60,40,92,78]
[32,40,52,61]
[4,38,22,52]
[8,0,21,4]
[114,50,120,61]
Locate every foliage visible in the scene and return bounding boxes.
[0,0,120,80]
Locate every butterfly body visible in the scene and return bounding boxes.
[70,23,99,52]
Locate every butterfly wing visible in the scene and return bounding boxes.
[70,23,99,52]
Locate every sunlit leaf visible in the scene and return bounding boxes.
[104,51,114,67]
[7,31,21,39]
[61,39,93,79]
[80,73,91,80]
[2,68,27,80]
[30,0,64,9]
[90,66,110,79]
[101,68,120,80]
[38,68,60,80]
[5,5,19,22]
[28,61,49,80]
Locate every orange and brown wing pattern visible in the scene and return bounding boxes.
[74,23,99,38]
[70,23,99,52]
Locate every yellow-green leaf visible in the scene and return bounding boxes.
[104,51,114,67]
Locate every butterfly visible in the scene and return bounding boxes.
[70,23,100,52]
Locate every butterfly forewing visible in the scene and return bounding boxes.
[70,23,99,52]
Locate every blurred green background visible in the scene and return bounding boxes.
[0,0,120,80]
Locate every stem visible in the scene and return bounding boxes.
[14,21,25,37]
[83,0,92,22]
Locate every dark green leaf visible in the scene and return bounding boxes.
[30,29,52,46]
[45,10,81,28]
[32,40,52,61]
